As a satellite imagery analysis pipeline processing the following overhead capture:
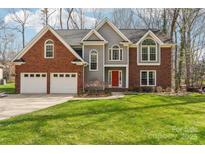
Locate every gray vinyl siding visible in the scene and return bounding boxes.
[84,45,104,84]
[98,23,128,65]
[105,67,126,88]
[86,33,101,41]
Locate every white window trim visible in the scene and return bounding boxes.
[108,44,123,61]
[89,49,98,71]
[108,70,122,88]
[140,38,157,62]
[137,37,161,66]
[44,39,54,59]
[140,70,156,86]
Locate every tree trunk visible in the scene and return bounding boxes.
[59,8,63,29]
[185,30,191,88]
[162,9,167,34]
[22,24,25,48]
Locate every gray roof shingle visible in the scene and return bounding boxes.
[55,29,172,46]
[56,29,90,46]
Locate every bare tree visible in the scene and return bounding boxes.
[92,8,104,27]
[40,8,56,26]
[112,9,135,29]
[134,9,163,29]
[59,8,63,29]
[65,8,74,29]
[9,8,31,48]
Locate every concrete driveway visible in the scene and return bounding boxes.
[0,94,73,120]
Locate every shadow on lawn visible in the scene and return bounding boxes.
[1,96,205,127]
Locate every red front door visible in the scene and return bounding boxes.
[112,71,119,87]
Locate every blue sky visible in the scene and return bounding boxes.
[1,8,113,48]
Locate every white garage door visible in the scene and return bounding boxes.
[50,73,77,94]
[20,73,47,93]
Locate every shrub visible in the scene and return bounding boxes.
[187,87,200,92]
[140,87,155,93]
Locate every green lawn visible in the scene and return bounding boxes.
[0,83,15,94]
[0,93,205,144]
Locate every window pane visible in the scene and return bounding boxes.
[112,50,119,60]
[46,45,54,58]
[149,71,155,85]
[150,47,156,61]
[142,39,155,45]
[142,47,148,61]
[141,71,147,85]
[90,53,97,70]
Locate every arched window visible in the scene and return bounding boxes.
[44,40,54,58]
[141,38,157,61]
[89,50,98,71]
[109,44,123,61]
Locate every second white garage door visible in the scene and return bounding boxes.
[50,73,77,94]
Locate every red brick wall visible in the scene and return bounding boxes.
[15,30,84,94]
[129,47,172,89]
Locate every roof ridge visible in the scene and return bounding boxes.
[55,29,91,31]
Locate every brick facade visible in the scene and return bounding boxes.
[129,47,172,89]
[15,30,84,94]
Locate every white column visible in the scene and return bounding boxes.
[126,66,129,88]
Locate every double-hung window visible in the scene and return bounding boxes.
[44,40,54,58]
[141,38,157,62]
[89,50,98,71]
[140,70,156,86]
[109,45,123,61]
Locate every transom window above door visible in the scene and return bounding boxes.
[141,38,157,62]
[109,45,123,61]
[44,39,54,58]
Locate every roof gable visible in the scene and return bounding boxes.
[81,29,107,42]
[95,18,131,43]
[12,26,85,63]
[136,30,164,45]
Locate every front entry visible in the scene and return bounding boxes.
[109,70,122,87]
[112,71,119,87]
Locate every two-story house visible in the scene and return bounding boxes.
[12,19,174,94]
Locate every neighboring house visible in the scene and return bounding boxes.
[12,19,174,94]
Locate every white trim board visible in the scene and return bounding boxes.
[82,41,107,45]
[104,64,128,67]
[12,25,86,63]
